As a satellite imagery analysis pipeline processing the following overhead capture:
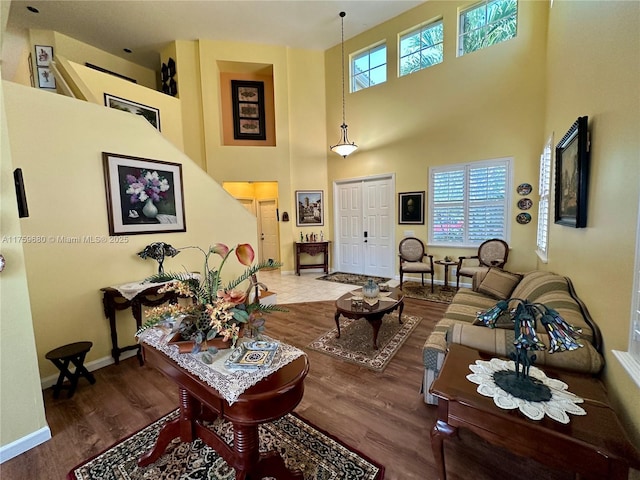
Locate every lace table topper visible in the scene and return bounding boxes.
[111,273,200,301]
[466,357,586,424]
[348,290,397,306]
[139,328,305,405]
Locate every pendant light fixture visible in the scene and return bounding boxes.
[330,11,358,158]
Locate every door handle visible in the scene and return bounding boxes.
[364,231,368,243]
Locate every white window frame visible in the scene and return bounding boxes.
[428,157,513,247]
[536,135,552,263]
[612,204,640,388]
[458,0,518,57]
[351,42,387,92]
[398,18,444,77]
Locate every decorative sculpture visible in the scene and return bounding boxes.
[137,242,180,274]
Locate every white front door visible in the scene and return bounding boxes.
[258,199,280,264]
[334,175,395,278]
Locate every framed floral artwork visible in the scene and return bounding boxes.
[231,80,266,140]
[295,190,324,226]
[102,152,186,235]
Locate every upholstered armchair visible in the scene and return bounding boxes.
[399,237,434,291]
[456,238,509,289]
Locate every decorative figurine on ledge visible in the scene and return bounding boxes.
[137,242,180,275]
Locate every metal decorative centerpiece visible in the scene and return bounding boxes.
[476,298,583,401]
[137,242,180,274]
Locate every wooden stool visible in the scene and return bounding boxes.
[45,341,96,398]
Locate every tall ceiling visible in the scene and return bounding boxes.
[6,0,425,69]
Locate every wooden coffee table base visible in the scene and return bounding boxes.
[334,288,405,350]
[429,344,640,480]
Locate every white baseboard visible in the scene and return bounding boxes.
[0,426,51,464]
[40,350,138,390]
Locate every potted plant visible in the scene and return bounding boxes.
[136,243,284,363]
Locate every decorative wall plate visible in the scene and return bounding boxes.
[518,198,533,210]
[517,183,532,195]
[516,213,532,224]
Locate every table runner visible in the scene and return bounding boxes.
[139,328,305,405]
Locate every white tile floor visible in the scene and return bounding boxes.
[256,270,400,304]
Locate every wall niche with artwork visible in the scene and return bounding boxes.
[219,61,276,147]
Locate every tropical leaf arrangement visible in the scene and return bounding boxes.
[136,243,285,363]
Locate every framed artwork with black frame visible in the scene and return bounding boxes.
[399,191,425,224]
[231,80,266,140]
[102,152,186,235]
[554,116,590,228]
[104,94,161,131]
[296,190,324,226]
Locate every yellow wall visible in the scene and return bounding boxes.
[0,83,48,451]
[4,81,258,381]
[542,0,640,446]
[62,57,184,151]
[27,30,157,89]
[325,0,548,275]
[175,41,328,272]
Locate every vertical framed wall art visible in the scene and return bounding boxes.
[399,191,425,224]
[231,80,266,140]
[35,45,56,89]
[296,190,324,226]
[554,116,590,228]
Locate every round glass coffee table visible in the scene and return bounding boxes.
[334,287,405,350]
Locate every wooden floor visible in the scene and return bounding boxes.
[2,298,576,480]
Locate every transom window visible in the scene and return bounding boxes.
[399,19,444,77]
[459,0,518,56]
[429,158,512,246]
[351,43,387,92]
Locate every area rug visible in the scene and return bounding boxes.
[307,312,422,371]
[400,282,456,304]
[67,410,384,480]
[316,272,391,286]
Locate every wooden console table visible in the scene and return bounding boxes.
[430,344,640,479]
[101,284,181,365]
[294,241,330,275]
[139,343,308,479]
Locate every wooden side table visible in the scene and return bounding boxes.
[430,344,640,480]
[294,241,330,275]
[45,341,96,398]
[101,285,181,365]
[434,260,457,291]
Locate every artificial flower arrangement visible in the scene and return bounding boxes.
[125,170,170,205]
[136,242,284,363]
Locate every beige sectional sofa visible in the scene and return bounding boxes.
[423,269,604,405]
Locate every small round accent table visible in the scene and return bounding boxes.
[45,341,96,398]
[435,260,457,291]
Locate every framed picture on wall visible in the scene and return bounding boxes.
[35,45,53,67]
[296,190,324,226]
[554,116,590,228]
[104,94,161,131]
[102,152,186,235]
[399,191,425,224]
[231,80,266,140]
[37,66,56,89]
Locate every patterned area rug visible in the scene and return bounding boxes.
[308,312,422,371]
[316,272,391,286]
[400,282,456,304]
[67,410,384,480]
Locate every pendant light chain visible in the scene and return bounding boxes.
[340,11,346,127]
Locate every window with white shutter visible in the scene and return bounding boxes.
[429,158,512,246]
[536,136,552,262]
[613,204,640,387]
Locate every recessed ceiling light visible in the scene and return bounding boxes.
[27,6,39,13]
[123,48,132,53]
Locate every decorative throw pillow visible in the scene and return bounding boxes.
[476,268,522,300]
